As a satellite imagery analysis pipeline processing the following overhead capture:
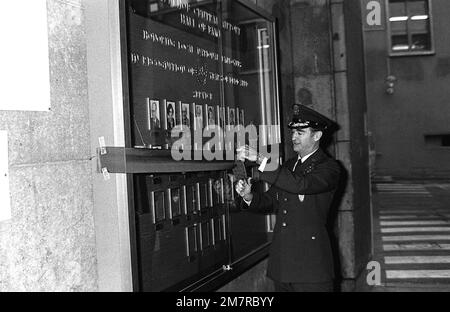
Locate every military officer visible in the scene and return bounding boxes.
[236,104,341,292]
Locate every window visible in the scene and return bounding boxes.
[424,134,450,148]
[387,0,434,55]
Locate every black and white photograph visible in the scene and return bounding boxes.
[239,108,245,126]
[147,98,161,130]
[206,104,215,127]
[193,103,203,131]
[227,107,236,126]
[165,100,176,131]
[3,0,450,299]
[181,102,190,129]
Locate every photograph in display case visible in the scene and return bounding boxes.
[165,100,176,131]
[193,104,203,131]
[170,188,182,218]
[151,191,166,223]
[205,104,215,127]
[147,98,161,130]
[240,108,245,126]
[216,106,224,128]
[228,107,236,126]
[181,102,191,129]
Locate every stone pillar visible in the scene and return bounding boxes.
[330,0,372,291]
[85,0,133,292]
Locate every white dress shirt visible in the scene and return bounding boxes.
[244,149,318,205]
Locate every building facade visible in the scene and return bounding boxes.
[362,0,450,179]
[0,0,372,292]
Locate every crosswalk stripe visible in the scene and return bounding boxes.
[377,184,426,186]
[377,189,428,192]
[378,194,432,196]
[386,270,450,279]
[383,235,450,241]
[375,182,450,286]
[383,243,450,251]
[377,186,427,188]
[377,186,425,188]
[376,184,426,187]
[380,215,446,220]
[378,194,430,196]
[376,184,425,187]
[381,227,450,233]
[378,193,431,195]
[379,210,448,214]
[377,187,427,189]
[385,256,450,264]
[381,221,450,226]
[377,188,427,190]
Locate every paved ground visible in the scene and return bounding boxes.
[367,180,450,292]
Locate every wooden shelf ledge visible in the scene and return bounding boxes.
[98,147,236,174]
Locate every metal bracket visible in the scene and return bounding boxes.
[101,167,111,181]
[222,264,232,272]
[98,136,107,155]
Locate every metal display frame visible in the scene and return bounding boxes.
[98,0,282,292]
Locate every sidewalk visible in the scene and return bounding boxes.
[367,180,450,292]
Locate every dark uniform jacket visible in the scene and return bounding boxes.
[247,148,340,283]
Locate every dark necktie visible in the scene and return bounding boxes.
[292,157,302,172]
[293,157,305,202]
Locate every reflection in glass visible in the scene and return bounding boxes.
[181,103,190,128]
[166,100,176,131]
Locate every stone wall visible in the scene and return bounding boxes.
[0,0,97,291]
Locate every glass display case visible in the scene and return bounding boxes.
[99,0,281,291]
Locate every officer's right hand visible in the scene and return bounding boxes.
[235,178,253,202]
